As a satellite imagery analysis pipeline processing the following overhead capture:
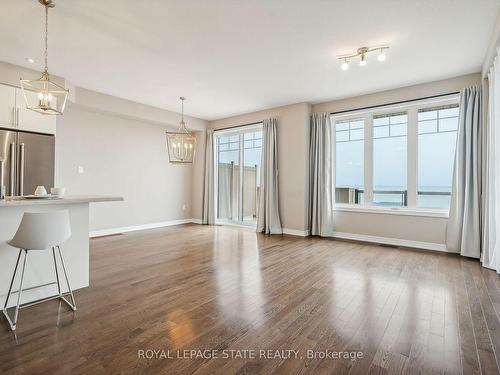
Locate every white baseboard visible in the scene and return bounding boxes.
[332,231,448,252]
[89,218,198,238]
[282,228,310,237]
[89,221,447,252]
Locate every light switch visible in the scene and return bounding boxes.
[78,166,84,174]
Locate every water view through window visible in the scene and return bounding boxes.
[417,105,459,208]
[333,100,459,210]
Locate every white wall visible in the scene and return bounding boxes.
[56,105,201,231]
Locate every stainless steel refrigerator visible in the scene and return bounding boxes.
[0,128,55,197]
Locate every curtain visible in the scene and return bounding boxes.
[202,129,215,225]
[256,118,282,234]
[308,112,334,237]
[483,48,500,272]
[446,87,482,258]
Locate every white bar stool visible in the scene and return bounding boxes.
[3,210,76,331]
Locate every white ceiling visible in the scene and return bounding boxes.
[0,0,499,120]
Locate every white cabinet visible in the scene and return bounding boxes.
[0,83,57,134]
[0,84,17,129]
[16,89,56,135]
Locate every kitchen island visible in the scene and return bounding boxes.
[0,195,123,309]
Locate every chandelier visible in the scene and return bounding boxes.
[166,97,196,164]
[20,0,68,115]
[338,46,389,70]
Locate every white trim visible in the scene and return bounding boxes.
[282,228,310,236]
[333,204,449,218]
[332,231,448,252]
[89,219,197,238]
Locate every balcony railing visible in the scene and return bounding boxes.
[336,188,451,207]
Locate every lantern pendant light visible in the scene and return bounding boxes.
[20,0,68,115]
[166,97,196,164]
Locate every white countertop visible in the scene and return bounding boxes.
[0,195,124,207]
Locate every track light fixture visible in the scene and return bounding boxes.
[338,46,389,70]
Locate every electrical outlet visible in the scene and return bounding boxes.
[182,204,187,211]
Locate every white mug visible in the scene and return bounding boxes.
[34,186,47,196]
[50,187,66,197]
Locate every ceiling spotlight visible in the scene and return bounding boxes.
[25,58,36,64]
[337,45,389,70]
[377,49,386,62]
[341,59,349,71]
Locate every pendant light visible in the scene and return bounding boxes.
[166,97,196,164]
[20,0,68,115]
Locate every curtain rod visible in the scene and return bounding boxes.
[212,121,263,133]
[329,91,460,116]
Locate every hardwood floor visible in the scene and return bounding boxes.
[1,224,500,374]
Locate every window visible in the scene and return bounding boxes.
[335,119,364,204]
[373,112,407,206]
[417,105,459,208]
[331,95,459,212]
[215,126,263,226]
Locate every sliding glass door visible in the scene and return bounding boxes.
[215,125,263,226]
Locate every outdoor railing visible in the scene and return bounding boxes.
[336,188,451,206]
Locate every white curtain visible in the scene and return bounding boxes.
[446,87,482,257]
[308,112,334,237]
[483,47,500,272]
[202,129,215,225]
[256,118,282,234]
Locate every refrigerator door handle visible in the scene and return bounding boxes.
[18,143,25,196]
[9,143,15,196]
[16,108,20,127]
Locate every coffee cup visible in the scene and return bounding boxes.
[50,187,66,197]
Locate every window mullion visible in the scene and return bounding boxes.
[407,107,417,208]
[364,114,373,205]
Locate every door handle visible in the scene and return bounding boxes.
[16,108,20,128]
[9,143,15,196]
[18,143,24,196]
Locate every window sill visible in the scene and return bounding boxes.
[333,204,449,218]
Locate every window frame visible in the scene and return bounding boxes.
[331,94,459,217]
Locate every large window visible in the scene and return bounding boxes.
[215,126,262,226]
[332,95,459,211]
[335,118,364,204]
[417,105,459,208]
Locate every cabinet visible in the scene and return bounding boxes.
[0,85,16,129]
[0,83,56,135]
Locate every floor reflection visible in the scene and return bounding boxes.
[212,227,265,326]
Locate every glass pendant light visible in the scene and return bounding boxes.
[20,0,68,115]
[166,97,196,164]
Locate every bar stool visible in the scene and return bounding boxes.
[3,210,76,331]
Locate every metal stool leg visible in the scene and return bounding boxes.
[52,247,62,297]
[2,249,27,331]
[57,246,76,311]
